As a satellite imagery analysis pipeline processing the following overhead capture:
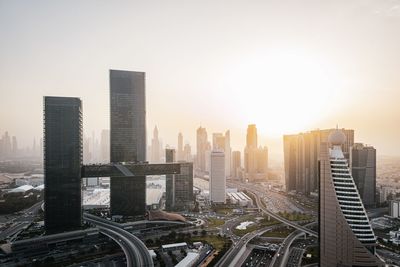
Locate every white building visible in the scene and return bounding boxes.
[227,192,253,207]
[389,200,400,218]
[210,150,226,203]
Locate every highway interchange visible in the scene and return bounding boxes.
[83,213,154,267]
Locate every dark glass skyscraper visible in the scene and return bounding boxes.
[44,96,82,233]
[350,143,377,207]
[110,69,146,217]
[165,149,194,211]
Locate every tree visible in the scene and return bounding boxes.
[201,230,207,236]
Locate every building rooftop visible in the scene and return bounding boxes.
[162,242,188,249]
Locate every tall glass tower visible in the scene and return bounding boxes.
[44,96,82,233]
[109,69,146,217]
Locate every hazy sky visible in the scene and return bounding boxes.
[1,0,400,157]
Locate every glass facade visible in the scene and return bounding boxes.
[109,69,146,217]
[44,96,82,233]
[165,149,193,211]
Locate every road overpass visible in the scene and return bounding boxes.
[244,188,318,237]
[83,213,153,267]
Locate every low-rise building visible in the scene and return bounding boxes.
[162,242,188,252]
[389,200,400,218]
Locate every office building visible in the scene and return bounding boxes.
[212,130,231,178]
[12,136,17,156]
[244,125,268,181]
[389,200,400,218]
[183,143,192,162]
[165,149,194,211]
[319,128,383,266]
[110,69,146,217]
[284,128,354,195]
[177,132,183,161]
[350,143,376,207]
[100,129,110,163]
[210,150,226,203]
[196,127,208,172]
[44,96,82,233]
[231,150,241,179]
[150,126,161,163]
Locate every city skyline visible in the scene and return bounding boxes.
[1,1,400,157]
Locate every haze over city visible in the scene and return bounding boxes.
[1,0,400,157]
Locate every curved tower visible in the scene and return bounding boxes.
[320,128,384,266]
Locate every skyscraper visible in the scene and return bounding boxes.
[210,150,226,203]
[100,129,110,163]
[165,148,176,210]
[212,130,231,178]
[319,129,383,266]
[244,125,268,181]
[12,136,17,157]
[196,127,208,172]
[350,143,377,207]
[231,150,241,179]
[183,143,191,162]
[110,69,146,217]
[177,132,183,161]
[165,148,194,211]
[44,96,82,233]
[284,128,354,195]
[246,124,257,148]
[150,126,161,163]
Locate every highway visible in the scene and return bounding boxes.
[235,183,318,237]
[270,230,304,267]
[216,225,279,267]
[0,200,43,241]
[83,213,153,267]
[274,222,317,267]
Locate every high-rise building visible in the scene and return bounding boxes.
[100,129,110,163]
[350,143,376,207]
[212,131,231,177]
[196,127,208,172]
[177,132,183,161]
[2,131,11,158]
[246,124,257,148]
[44,96,82,233]
[244,125,268,181]
[284,128,354,195]
[12,136,17,156]
[150,126,161,163]
[83,134,92,164]
[110,69,146,217]
[389,200,400,218]
[319,129,383,266]
[231,151,241,179]
[165,148,176,210]
[210,150,226,203]
[165,148,193,211]
[183,143,192,162]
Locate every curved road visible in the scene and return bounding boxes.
[83,213,153,267]
[216,225,279,267]
[245,189,318,237]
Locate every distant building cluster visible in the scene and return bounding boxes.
[0,131,42,159]
[284,128,377,207]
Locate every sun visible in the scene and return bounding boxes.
[220,47,342,137]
